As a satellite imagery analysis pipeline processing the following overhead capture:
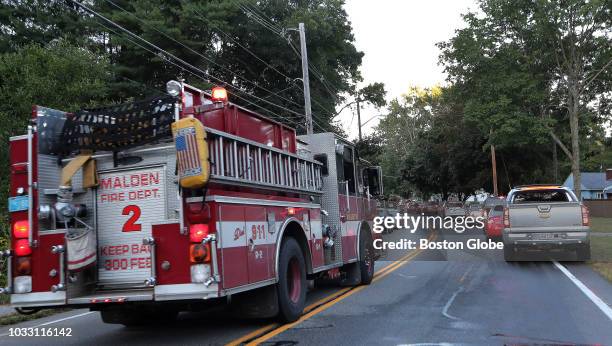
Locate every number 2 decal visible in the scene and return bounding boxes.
[122,205,142,232]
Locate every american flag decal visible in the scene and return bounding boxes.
[175,126,202,178]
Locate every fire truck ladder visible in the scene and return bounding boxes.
[207,128,323,195]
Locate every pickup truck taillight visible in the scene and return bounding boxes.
[503,207,510,228]
[581,205,590,226]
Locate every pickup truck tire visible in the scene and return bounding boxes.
[576,244,591,261]
[503,246,517,262]
[277,237,306,323]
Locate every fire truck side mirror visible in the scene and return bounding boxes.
[313,154,329,176]
[364,166,384,197]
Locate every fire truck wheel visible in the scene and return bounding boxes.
[359,231,375,285]
[277,237,306,322]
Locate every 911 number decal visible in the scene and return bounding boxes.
[122,205,142,232]
[251,224,266,240]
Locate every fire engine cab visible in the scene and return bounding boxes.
[2,81,383,325]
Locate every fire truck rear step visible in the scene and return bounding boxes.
[68,289,153,305]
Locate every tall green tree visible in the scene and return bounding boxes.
[439,0,611,198]
[93,0,366,132]
[1,0,368,133]
[0,0,92,52]
[0,41,110,254]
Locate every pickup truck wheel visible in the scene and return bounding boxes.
[277,237,306,323]
[577,244,591,261]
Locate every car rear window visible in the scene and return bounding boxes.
[489,205,504,216]
[511,189,574,203]
[484,197,505,207]
[447,202,463,207]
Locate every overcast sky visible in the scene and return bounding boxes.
[337,0,478,140]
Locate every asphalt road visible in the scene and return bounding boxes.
[1,227,611,345]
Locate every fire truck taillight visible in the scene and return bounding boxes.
[14,239,32,257]
[211,87,228,103]
[189,224,209,243]
[13,220,29,239]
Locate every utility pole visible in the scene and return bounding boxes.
[298,23,313,135]
[552,139,558,184]
[356,98,362,141]
[490,129,499,196]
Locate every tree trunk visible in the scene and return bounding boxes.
[569,85,581,200]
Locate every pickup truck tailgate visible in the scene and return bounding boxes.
[508,202,582,230]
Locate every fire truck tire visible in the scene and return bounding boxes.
[277,237,307,323]
[358,231,375,285]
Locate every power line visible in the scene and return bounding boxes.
[69,0,311,126]
[240,1,345,101]
[84,5,302,128]
[185,4,333,126]
[238,2,347,119]
[105,0,306,113]
[197,4,338,127]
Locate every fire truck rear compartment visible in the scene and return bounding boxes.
[38,143,182,301]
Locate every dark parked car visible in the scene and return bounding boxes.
[482,196,506,218]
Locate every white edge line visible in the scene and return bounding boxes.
[0,311,96,337]
[553,261,612,321]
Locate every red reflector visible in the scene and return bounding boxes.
[104,298,112,303]
[13,220,29,239]
[14,239,32,256]
[16,256,31,275]
[189,224,209,243]
[211,87,228,102]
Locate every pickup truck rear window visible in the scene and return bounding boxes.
[511,189,574,204]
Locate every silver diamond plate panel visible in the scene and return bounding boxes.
[298,133,342,265]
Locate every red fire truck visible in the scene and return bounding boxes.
[2,81,383,325]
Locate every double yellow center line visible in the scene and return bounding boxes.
[227,231,436,346]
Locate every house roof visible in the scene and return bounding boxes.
[562,172,607,191]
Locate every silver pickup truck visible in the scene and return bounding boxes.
[503,185,591,261]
